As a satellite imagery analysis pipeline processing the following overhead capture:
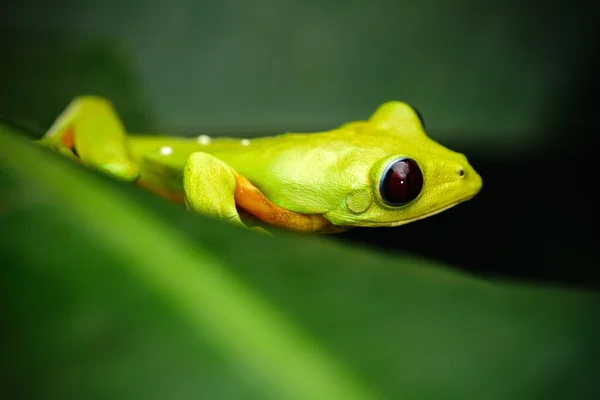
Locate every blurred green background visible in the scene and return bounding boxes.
[1,0,598,285]
[2,0,598,149]
[1,0,599,399]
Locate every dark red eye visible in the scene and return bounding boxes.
[379,158,423,206]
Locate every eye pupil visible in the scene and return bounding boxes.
[380,158,423,206]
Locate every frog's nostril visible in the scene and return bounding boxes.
[458,168,465,177]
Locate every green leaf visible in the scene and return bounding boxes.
[1,124,598,400]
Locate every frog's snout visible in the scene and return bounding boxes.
[458,162,483,196]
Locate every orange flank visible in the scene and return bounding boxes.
[136,171,340,233]
[233,173,340,234]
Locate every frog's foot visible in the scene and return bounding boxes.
[183,152,339,234]
[38,96,140,182]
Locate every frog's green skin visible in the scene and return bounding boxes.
[38,96,482,233]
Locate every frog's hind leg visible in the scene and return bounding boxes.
[38,96,140,182]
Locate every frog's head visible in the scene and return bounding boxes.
[324,101,483,228]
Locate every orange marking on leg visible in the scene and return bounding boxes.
[233,174,341,233]
[136,178,186,205]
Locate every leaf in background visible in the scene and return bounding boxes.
[1,124,599,400]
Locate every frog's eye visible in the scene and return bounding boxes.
[379,158,423,206]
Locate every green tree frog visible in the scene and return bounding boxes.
[38,96,482,234]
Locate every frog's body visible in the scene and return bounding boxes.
[39,96,482,234]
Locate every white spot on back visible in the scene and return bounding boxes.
[197,135,211,145]
[159,146,173,156]
[240,139,251,146]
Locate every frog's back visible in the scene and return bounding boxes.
[127,133,307,177]
[126,129,382,213]
[126,134,286,198]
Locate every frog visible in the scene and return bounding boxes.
[38,96,482,234]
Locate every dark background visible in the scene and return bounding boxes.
[1,0,599,289]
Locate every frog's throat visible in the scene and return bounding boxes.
[352,195,476,228]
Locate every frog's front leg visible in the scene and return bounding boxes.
[183,152,246,228]
[183,152,338,234]
[38,96,140,182]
